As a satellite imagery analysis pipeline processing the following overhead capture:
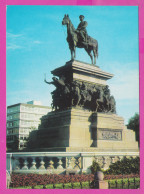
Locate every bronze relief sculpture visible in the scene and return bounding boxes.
[45,76,116,113]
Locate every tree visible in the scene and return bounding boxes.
[12,135,19,151]
[127,113,139,146]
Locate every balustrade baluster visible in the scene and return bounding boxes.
[39,157,45,170]
[47,160,54,169]
[67,157,72,169]
[30,158,37,170]
[111,157,115,164]
[119,156,123,161]
[57,157,63,169]
[22,158,28,170]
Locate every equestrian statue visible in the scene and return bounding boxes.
[62,14,98,65]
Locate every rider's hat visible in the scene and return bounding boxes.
[79,15,84,18]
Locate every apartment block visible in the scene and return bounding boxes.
[7,101,51,151]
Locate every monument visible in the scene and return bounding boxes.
[36,59,138,154]
[26,15,139,172]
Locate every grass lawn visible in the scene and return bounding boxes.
[10,178,140,189]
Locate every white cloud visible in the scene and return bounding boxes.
[7,32,23,38]
[7,32,24,50]
[33,40,42,44]
[7,32,42,50]
[7,43,23,50]
[108,67,139,100]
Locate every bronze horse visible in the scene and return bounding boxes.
[62,14,98,65]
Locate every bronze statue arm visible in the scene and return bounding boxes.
[44,73,54,84]
[44,78,53,85]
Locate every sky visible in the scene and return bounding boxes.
[6,5,139,124]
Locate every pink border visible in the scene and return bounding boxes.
[0,0,144,193]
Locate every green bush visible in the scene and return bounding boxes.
[90,161,102,174]
[104,157,140,175]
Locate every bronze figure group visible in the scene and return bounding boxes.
[44,77,116,113]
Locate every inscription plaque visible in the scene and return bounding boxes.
[98,129,122,141]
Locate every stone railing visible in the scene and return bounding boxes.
[6,152,139,174]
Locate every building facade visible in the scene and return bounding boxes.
[7,101,51,151]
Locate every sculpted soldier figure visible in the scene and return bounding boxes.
[71,81,81,106]
[76,15,88,42]
[103,85,111,111]
[44,76,71,110]
[109,96,116,113]
[44,76,65,88]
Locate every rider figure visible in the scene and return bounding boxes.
[76,15,88,42]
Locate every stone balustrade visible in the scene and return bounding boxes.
[6,152,139,174]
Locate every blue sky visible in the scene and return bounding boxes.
[6,5,139,124]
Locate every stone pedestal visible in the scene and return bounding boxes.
[37,108,138,153]
[51,59,113,85]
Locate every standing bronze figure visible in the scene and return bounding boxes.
[62,14,98,65]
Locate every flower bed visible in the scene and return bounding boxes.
[11,173,140,188]
[11,174,94,187]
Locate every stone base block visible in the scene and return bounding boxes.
[95,180,108,189]
[35,108,139,153]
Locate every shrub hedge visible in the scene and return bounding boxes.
[104,157,140,175]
